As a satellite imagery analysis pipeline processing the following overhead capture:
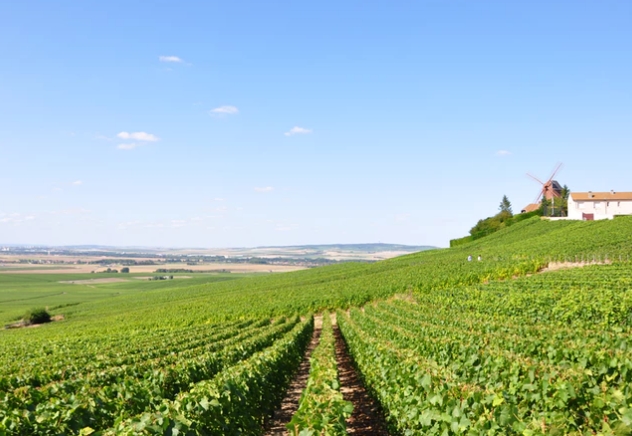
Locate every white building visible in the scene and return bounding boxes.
[568,191,632,220]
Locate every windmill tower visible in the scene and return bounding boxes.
[521,163,564,213]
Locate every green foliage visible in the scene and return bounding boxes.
[1,217,632,434]
[106,317,314,435]
[0,272,242,324]
[287,313,352,435]
[466,210,541,242]
[449,235,474,247]
[120,267,130,273]
[25,307,51,325]
[469,211,511,238]
[499,195,513,215]
[338,265,632,434]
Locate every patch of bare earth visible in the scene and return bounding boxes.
[265,315,323,435]
[332,314,389,435]
[59,278,130,284]
[5,314,65,330]
[541,260,611,273]
[134,276,193,280]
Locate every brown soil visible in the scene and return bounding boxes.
[5,314,65,330]
[541,260,611,273]
[333,322,389,435]
[134,276,193,280]
[265,316,323,435]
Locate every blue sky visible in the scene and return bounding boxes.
[1,1,631,248]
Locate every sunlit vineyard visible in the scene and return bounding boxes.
[338,264,632,434]
[1,217,632,435]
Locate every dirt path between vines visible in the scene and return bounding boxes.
[265,315,323,435]
[333,316,389,435]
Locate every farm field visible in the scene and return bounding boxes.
[0,262,306,275]
[1,217,632,434]
[0,273,244,325]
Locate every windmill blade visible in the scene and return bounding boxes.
[533,191,543,204]
[547,162,563,182]
[527,173,545,185]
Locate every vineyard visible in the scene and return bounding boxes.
[338,264,632,434]
[1,217,632,434]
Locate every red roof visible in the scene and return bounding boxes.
[522,203,540,213]
[571,192,632,201]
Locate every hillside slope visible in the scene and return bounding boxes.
[2,216,632,434]
[3,217,630,330]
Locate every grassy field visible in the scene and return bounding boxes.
[0,272,244,325]
[1,216,632,434]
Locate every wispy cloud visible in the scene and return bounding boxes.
[159,55,183,63]
[117,143,142,150]
[0,213,36,225]
[284,126,312,137]
[496,150,511,156]
[72,180,83,186]
[254,186,274,193]
[117,131,160,142]
[210,105,239,116]
[116,131,159,151]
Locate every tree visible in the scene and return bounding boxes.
[121,267,130,273]
[25,308,51,325]
[561,185,571,200]
[559,185,571,217]
[499,195,513,216]
[540,186,571,217]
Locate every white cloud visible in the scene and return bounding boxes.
[117,131,160,142]
[0,213,36,225]
[254,186,274,193]
[159,55,183,63]
[117,143,142,150]
[284,126,312,137]
[72,180,83,186]
[213,197,225,202]
[395,213,411,222]
[210,106,239,115]
[496,150,511,156]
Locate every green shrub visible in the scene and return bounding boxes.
[26,308,51,325]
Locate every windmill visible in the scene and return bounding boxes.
[521,163,564,213]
